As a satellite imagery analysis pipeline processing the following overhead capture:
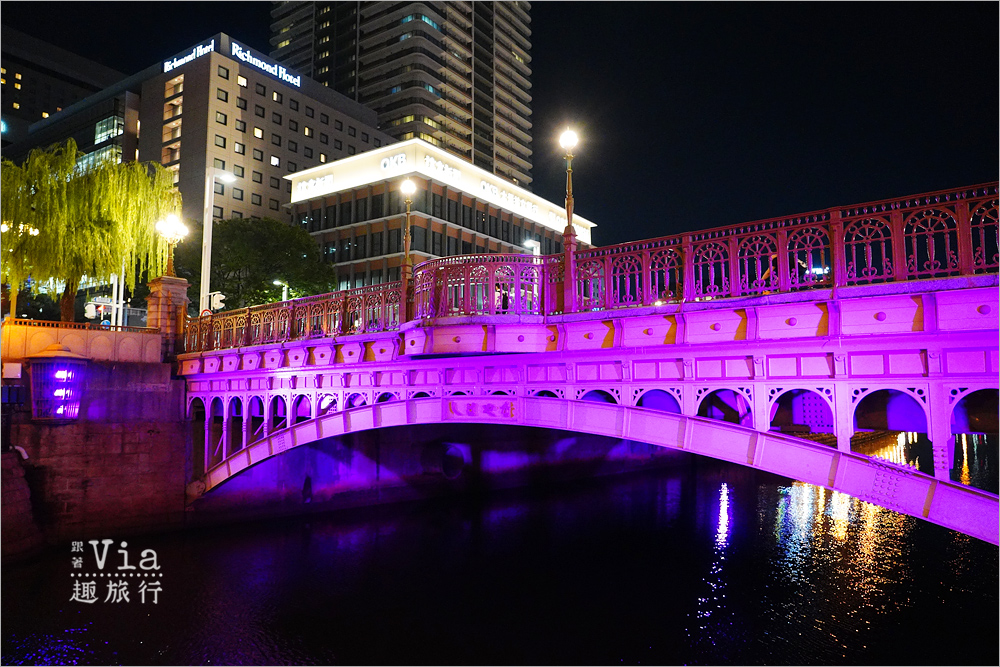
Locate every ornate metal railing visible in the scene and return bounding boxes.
[185,282,401,353]
[412,254,562,319]
[185,182,997,353]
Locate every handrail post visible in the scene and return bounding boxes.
[890,209,907,281]
[829,211,846,287]
[682,235,695,301]
[955,200,974,274]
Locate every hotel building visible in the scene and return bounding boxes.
[270,1,534,188]
[286,138,593,290]
[6,33,393,227]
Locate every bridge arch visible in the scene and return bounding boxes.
[248,396,265,442]
[375,391,398,403]
[346,392,367,408]
[228,397,244,454]
[580,389,617,404]
[636,389,682,414]
[292,395,311,424]
[698,388,753,427]
[270,395,287,432]
[317,393,337,416]
[189,397,207,478]
[198,396,998,545]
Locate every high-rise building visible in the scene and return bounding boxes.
[6,33,393,230]
[1,25,125,149]
[269,2,533,188]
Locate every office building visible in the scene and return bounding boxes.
[286,138,593,289]
[1,25,125,149]
[270,2,534,188]
[6,33,393,229]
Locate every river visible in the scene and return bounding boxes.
[2,437,997,665]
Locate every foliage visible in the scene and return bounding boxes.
[1,138,181,320]
[173,216,337,312]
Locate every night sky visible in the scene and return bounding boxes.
[3,2,997,247]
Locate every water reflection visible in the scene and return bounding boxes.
[2,458,996,666]
[951,433,997,494]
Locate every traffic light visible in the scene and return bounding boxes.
[210,293,226,311]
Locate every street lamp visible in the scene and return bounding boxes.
[155,214,188,277]
[400,178,417,319]
[273,279,289,302]
[200,169,237,312]
[559,129,578,239]
[523,239,540,256]
[559,129,580,313]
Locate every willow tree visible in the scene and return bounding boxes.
[1,139,181,321]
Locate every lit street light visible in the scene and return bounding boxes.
[273,279,289,302]
[523,239,540,256]
[559,129,578,238]
[155,214,188,277]
[559,129,580,313]
[201,169,237,313]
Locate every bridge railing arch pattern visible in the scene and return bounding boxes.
[184,183,997,353]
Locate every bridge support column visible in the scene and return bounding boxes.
[928,384,954,481]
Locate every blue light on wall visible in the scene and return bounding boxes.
[27,344,88,422]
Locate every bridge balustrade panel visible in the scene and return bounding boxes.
[183,183,997,353]
[186,282,401,353]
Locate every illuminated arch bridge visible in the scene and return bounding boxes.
[178,183,999,544]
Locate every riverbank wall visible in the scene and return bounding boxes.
[3,361,189,558]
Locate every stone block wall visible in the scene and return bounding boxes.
[1,451,45,563]
[5,361,189,544]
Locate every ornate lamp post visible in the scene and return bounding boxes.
[400,178,417,320]
[559,129,579,312]
[155,214,188,277]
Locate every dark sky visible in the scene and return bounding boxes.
[3,2,997,247]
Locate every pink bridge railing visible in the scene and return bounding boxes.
[185,282,400,353]
[185,182,997,353]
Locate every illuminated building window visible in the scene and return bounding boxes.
[277,39,291,48]
[304,126,313,137]
[237,75,247,87]
[319,153,327,163]
[41,112,49,118]
[234,142,245,154]
[318,51,330,59]
[14,83,21,89]
[270,155,280,166]
[319,35,329,44]
[273,91,282,103]
[254,127,263,138]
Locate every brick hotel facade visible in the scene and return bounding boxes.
[6,33,393,227]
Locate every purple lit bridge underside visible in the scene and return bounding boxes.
[179,183,999,544]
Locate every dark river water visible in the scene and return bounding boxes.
[3,437,998,666]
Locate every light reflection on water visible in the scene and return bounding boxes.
[2,457,997,666]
